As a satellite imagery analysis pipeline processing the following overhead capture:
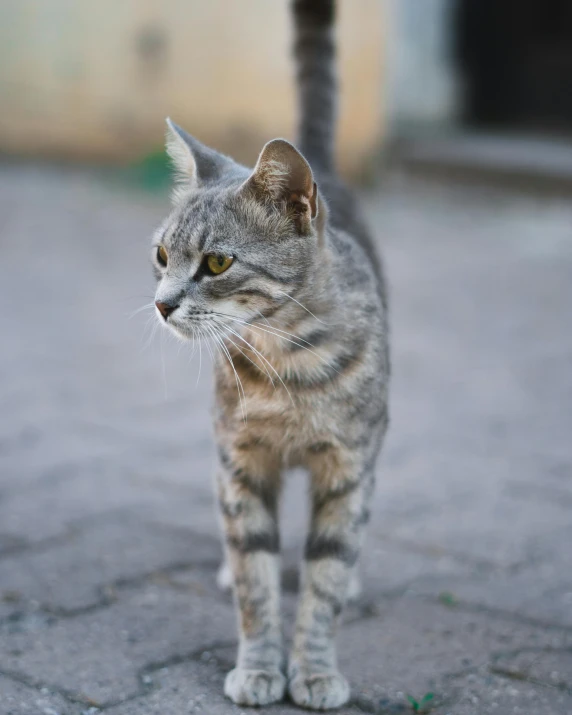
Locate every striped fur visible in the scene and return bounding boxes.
[292,0,337,171]
[150,0,389,709]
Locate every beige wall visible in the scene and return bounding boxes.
[0,0,385,175]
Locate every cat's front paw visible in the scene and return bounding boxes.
[224,667,286,706]
[288,669,350,710]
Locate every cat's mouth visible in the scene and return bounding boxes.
[164,315,213,341]
[162,312,243,346]
[155,301,254,347]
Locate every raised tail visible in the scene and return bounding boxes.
[291,0,337,173]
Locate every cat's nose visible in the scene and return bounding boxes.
[155,301,179,320]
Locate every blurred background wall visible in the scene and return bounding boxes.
[386,0,459,131]
[1,0,571,181]
[387,0,572,135]
[0,0,385,176]
[385,0,572,189]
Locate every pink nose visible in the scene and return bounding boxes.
[155,301,178,320]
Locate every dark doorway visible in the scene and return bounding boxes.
[454,0,572,132]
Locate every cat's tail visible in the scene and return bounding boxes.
[291,0,337,173]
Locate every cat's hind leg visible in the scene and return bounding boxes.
[216,560,233,592]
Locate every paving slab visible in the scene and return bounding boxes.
[436,670,572,715]
[0,581,236,707]
[103,657,332,715]
[0,675,75,715]
[332,596,572,703]
[491,647,572,693]
[0,459,216,545]
[409,526,572,627]
[0,518,220,612]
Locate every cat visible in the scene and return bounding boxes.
[151,0,389,709]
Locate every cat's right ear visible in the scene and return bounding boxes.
[165,118,231,186]
[243,139,318,234]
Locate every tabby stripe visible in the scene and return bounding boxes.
[219,498,243,518]
[218,446,231,467]
[312,479,360,515]
[231,469,277,513]
[239,259,303,286]
[285,344,362,387]
[241,638,283,654]
[310,582,343,616]
[227,530,280,554]
[258,301,288,321]
[231,352,270,382]
[230,287,274,300]
[303,639,330,653]
[302,656,332,670]
[305,534,359,565]
[207,274,251,294]
[308,441,333,454]
[287,327,331,352]
[242,657,284,671]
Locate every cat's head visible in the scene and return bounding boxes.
[152,119,324,342]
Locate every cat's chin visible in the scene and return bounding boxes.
[163,321,200,342]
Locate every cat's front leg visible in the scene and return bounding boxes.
[217,446,286,706]
[288,448,376,710]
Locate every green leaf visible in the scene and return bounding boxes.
[421,692,435,704]
[406,694,419,712]
[438,591,458,607]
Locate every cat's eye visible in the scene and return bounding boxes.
[157,245,168,267]
[206,254,233,275]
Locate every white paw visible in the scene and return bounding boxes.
[288,670,350,710]
[216,562,233,591]
[224,667,286,706]
[347,571,362,602]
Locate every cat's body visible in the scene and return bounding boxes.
[151,0,389,709]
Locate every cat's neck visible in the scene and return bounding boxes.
[220,256,346,384]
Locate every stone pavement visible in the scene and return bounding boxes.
[1,163,571,714]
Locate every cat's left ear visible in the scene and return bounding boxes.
[244,139,318,228]
[165,118,232,186]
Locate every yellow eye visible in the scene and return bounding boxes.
[206,254,233,275]
[157,245,168,266]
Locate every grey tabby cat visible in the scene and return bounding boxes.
[151,0,389,709]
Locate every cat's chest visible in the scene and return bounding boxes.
[214,368,337,453]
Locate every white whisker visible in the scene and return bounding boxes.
[214,320,276,387]
[206,323,248,422]
[196,327,203,387]
[250,321,315,347]
[254,309,273,328]
[127,303,156,320]
[212,312,338,374]
[160,328,168,400]
[222,324,295,407]
[277,291,332,325]
[141,312,159,352]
